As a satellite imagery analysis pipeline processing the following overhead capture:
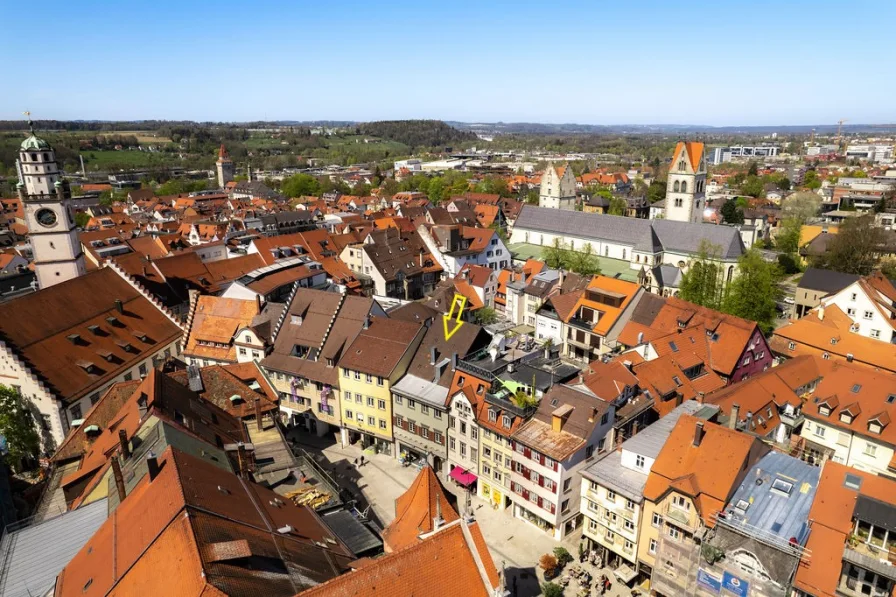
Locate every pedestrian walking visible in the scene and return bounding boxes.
[354,458,359,467]
[360,455,366,467]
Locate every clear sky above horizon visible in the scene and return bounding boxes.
[6,0,894,126]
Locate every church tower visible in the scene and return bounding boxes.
[17,118,86,289]
[538,162,577,210]
[664,141,706,223]
[216,144,234,188]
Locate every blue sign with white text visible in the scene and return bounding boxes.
[696,568,722,594]
[722,571,749,597]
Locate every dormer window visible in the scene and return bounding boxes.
[503,415,512,428]
[840,412,853,424]
[819,405,831,416]
[869,421,883,434]
[488,409,497,422]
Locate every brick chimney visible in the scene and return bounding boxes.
[147,453,161,481]
[118,429,130,458]
[693,421,705,447]
[729,404,740,429]
[111,457,127,502]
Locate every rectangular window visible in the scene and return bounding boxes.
[379,419,387,429]
[606,490,616,502]
[377,376,384,386]
[434,431,443,443]
[626,499,635,511]
[672,495,690,511]
[408,399,416,410]
[367,416,375,426]
[460,442,467,457]
[394,394,402,404]
[864,310,874,320]
[648,539,657,554]
[365,373,372,383]
[624,519,635,531]
[378,399,386,410]
[871,329,881,339]
[471,447,478,461]
[396,415,403,426]
[635,455,645,468]
[354,371,361,380]
[864,442,878,457]
[367,396,375,407]
[652,513,662,528]
[421,404,430,415]
[355,393,363,404]
[346,409,353,419]
[409,420,416,433]
[449,437,456,451]
[667,526,681,540]
[471,427,478,440]
[484,446,492,458]
[433,409,442,419]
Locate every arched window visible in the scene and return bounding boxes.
[636,255,640,263]
[673,181,680,192]
[622,249,627,260]
[678,160,686,171]
[728,266,734,283]
[681,181,687,193]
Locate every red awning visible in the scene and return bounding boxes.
[449,466,477,486]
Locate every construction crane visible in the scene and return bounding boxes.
[837,118,848,148]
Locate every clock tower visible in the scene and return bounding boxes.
[17,118,86,289]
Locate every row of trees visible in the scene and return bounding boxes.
[679,241,781,334]
[541,239,602,276]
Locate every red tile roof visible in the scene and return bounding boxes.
[381,466,459,553]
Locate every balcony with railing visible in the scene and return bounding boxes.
[663,501,699,532]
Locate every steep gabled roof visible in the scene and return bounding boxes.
[381,466,459,553]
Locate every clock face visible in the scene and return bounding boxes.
[36,208,58,228]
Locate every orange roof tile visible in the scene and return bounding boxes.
[643,416,765,526]
[381,466,459,553]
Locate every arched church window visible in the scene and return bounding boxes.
[678,160,686,171]
[31,154,37,161]
[673,181,680,192]
[681,181,687,193]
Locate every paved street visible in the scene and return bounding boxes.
[290,431,638,597]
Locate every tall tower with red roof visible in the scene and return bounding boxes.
[216,144,234,188]
[665,141,707,223]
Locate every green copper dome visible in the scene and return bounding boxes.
[21,135,51,151]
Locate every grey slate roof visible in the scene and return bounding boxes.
[721,451,819,546]
[652,264,682,288]
[798,267,859,295]
[514,206,744,259]
[0,498,109,597]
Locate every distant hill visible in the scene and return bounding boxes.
[448,121,896,136]
[358,120,476,149]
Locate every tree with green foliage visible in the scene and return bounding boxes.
[350,182,372,197]
[608,196,627,216]
[474,175,511,197]
[647,181,667,203]
[739,175,764,198]
[474,306,498,325]
[525,189,539,205]
[778,177,792,191]
[553,547,573,567]
[541,582,563,597]
[782,191,821,221]
[380,177,399,199]
[74,212,90,228]
[566,242,601,276]
[0,385,41,471]
[542,238,569,269]
[720,199,744,224]
[280,173,321,198]
[748,161,759,176]
[156,178,208,196]
[802,170,822,190]
[678,240,725,310]
[812,214,888,276]
[723,249,781,334]
[776,217,803,255]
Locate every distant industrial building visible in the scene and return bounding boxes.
[709,146,779,165]
[845,144,894,164]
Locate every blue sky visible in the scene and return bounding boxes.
[6,0,894,125]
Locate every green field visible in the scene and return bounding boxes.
[80,149,187,171]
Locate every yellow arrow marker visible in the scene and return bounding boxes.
[443,293,467,341]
